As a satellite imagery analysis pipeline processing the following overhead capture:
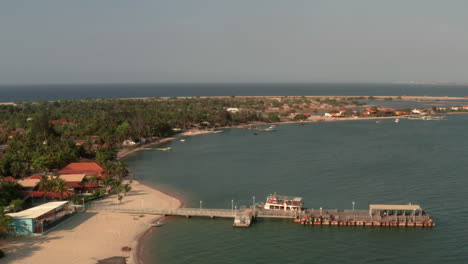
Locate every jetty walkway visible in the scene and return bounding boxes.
[90,204,435,228]
[90,205,299,227]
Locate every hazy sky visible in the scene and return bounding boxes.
[1,0,468,84]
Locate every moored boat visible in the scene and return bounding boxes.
[263,194,303,211]
[150,221,164,227]
[156,147,172,151]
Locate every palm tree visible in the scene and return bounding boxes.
[88,174,99,184]
[114,161,129,180]
[102,177,114,194]
[37,175,52,192]
[112,180,123,194]
[123,184,132,196]
[9,199,24,212]
[52,178,68,200]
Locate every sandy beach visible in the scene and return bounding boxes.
[0,180,182,264]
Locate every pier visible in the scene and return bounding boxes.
[91,203,435,228]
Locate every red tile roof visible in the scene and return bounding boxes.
[28,174,43,179]
[83,183,99,188]
[65,182,82,188]
[23,191,73,199]
[58,162,104,176]
[2,176,15,182]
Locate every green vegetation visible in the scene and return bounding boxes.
[293,114,308,121]
[0,208,13,237]
[0,96,369,180]
[9,199,24,212]
[0,181,23,207]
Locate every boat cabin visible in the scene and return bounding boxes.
[264,194,303,211]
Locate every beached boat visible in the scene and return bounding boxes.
[156,147,172,151]
[150,221,164,227]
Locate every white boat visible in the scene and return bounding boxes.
[156,147,172,151]
[179,139,186,142]
[256,125,276,132]
[263,194,303,211]
[395,118,400,123]
[150,221,164,227]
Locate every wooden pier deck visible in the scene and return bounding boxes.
[91,205,435,228]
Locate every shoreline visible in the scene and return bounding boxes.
[1,95,468,106]
[2,110,467,264]
[0,180,183,264]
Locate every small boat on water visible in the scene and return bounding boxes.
[156,147,172,151]
[179,139,186,142]
[150,221,164,227]
[395,118,400,123]
[256,125,276,132]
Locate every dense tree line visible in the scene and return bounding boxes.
[0,97,273,178]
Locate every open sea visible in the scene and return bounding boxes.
[0,83,467,102]
[4,83,467,263]
[125,115,468,264]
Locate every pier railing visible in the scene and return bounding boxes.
[90,205,237,218]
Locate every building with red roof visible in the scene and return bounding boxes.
[2,176,16,182]
[28,174,43,180]
[58,162,108,180]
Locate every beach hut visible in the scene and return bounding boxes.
[7,201,71,235]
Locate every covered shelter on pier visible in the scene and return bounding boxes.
[369,204,423,217]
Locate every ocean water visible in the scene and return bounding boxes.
[126,114,468,264]
[0,83,467,102]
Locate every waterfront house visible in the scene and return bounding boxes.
[59,173,99,193]
[463,105,468,110]
[225,107,240,113]
[380,109,395,116]
[363,109,377,115]
[451,106,461,111]
[58,162,108,180]
[17,179,40,191]
[7,201,72,235]
[1,176,16,182]
[394,111,408,116]
[122,139,137,146]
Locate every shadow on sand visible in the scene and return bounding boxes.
[0,235,62,264]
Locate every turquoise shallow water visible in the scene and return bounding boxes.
[126,115,468,264]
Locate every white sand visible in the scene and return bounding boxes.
[0,180,181,264]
